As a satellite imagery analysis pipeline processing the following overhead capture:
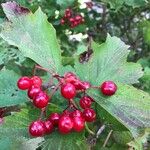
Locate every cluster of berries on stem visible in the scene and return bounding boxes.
[17,66,117,137]
[60,8,84,28]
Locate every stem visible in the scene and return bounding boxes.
[85,122,95,135]
[39,108,46,120]
[96,124,106,138]
[69,99,78,110]
[33,65,55,76]
[49,83,62,99]
[102,130,113,147]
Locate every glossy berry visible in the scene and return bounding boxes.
[58,116,73,134]
[81,81,91,90]
[27,85,41,99]
[61,83,76,99]
[65,8,72,18]
[33,91,49,108]
[17,76,31,90]
[64,72,77,84]
[29,120,45,137]
[79,96,92,109]
[44,120,54,134]
[31,76,42,87]
[71,110,83,118]
[83,108,96,122]
[75,15,82,22]
[73,79,83,90]
[49,113,60,126]
[100,81,117,96]
[73,116,85,132]
[69,18,75,23]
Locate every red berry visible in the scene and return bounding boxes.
[17,76,31,90]
[100,81,117,96]
[64,72,77,84]
[79,96,92,109]
[61,83,76,99]
[71,110,83,118]
[86,96,95,102]
[27,85,41,99]
[83,108,96,122]
[75,15,82,22]
[60,19,65,25]
[58,115,73,134]
[44,120,54,134]
[74,80,91,90]
[81,81,91,90]
[29,120,45,137]
[31,76,42,87]
[65,8,72,18]
[33,91,49,108]
[73,116,85,132]
[49,113,60,126]
[69,18,75,23]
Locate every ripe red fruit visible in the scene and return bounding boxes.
[73,79,83,90]
[64,72,77,84]
[31,76,42,87]
[58,116,73,134]
[29,120,45,137]
[60,19,65,25]
[71,110,83,118]
[100,81,117,96]
[81,81,91,90]
[44,120,54,134]
[73,116,85,132]
[27,85,41,99]
[69,18,75,23]
[33,91,49,108]
[65,8,72,18]
[17,76,31,90]
[61,83,76,99]
[79,96,92,109]
[74,80,91,90]
[83,108,96,122]
[75,15,82,22]
[49,113,60,126]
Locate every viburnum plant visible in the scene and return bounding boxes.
[0,1,150,150]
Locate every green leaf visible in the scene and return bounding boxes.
[113,131,133,145]
[124,0,147,8]
[0,69,27,107]
[101,0,147,9]
[75,35,143,85]
[56,0,75,8]
[96,105,127,131]
[0,2,62,73]
[87,83,150,137]
[43,132,88,150]
[0,107,44,149]
[127,129,150,150]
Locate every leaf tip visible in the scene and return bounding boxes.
[2,1,30,19]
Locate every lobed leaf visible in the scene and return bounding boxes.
[75,34,143,85]
[0,1,62,73]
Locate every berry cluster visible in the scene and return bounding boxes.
[60,8,84,28]
[17,76,49,109]
[17,69,117,137]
